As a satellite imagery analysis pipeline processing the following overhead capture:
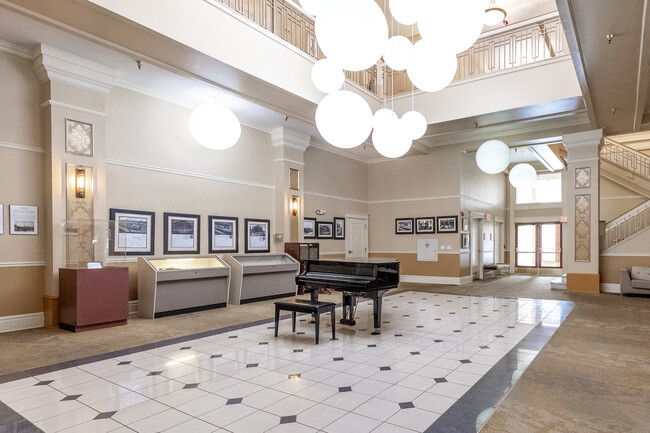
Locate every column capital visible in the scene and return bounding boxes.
[563,129,603,161]
[271,126,311,153]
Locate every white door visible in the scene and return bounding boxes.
[471,217,483,279]
[346,216,368,259]
[495,222,503,263]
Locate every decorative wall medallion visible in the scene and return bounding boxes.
[575,167,591,189]
[65,119,94,157]
[575,194,591,262]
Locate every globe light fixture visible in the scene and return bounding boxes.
[316,0,388,71]
[401,111,427,140]
[418,0,485,54]
[372,117,413,158]
[476,139,510,174]
[389,0,422,26]
[508,163,537,189]
[311,59,344,93]
[383,36,413,71]
[299,0,325,16]
[188,103,241,150]
[408,39,458,92]
[373,108,398,128]
[315,90,373,149]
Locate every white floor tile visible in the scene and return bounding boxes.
[413,392,457,414]
[33,406,98,432]
[264,395,317,417]
[296,403,347,430]
[241,388,289,409]
[225,409,280,433]
[323,412,381,433]
[295,382,339,402]
[58,418,122,433]
[321,390,371,411]
[386,407,440,432]
[376,385,422,404]
[128,408,192,433]
[112,399,169,425]
[155,388,209,407]
[352,397,400,422]
[161,418,219,433]
[198,402,256,427]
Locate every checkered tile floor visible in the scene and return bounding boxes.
[0,292,570,432]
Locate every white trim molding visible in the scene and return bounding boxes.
[0,39,32,59]
[0,141,44,154]
[40,100,106,117]
[274,158,305,166]
[399,275,470,286]
[106,257,138,263]
[106,159,276,190]
[600,252,650,257]
[0,261,46,268]
[601,283,621,294]
[304,191,368,204]
[0,312,44,333]
[308,141,370,164]
[369,195,460,205]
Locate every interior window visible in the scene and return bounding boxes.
[516,172,562,204]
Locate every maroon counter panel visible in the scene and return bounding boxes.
[59,267,129,332]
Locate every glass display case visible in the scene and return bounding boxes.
[62,219,120,268]
[222,253,299,305]
[138,256,231,318]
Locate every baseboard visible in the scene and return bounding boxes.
[600,283,621,294]
[400,275,465,286]
[459,276,473,285]
[129,301,139,315]
[0,312,44,333]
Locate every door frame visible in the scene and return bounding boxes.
[470,212,484,280]
[345,213,368,259]
[515,222,563,269]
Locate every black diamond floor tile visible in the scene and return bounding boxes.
[226,398,243,405]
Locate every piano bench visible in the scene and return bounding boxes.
[274,300,336,344]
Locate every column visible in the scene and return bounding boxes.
[563,129,603,293]
[33,45,114,326]
[271,127,310,251]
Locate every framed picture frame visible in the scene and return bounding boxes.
[208,216,238,253]
[317,221,333,238]
[245,218,270,253]
[437,215,458,233]
[334,217,345,239]
[164,212,200,254]
[109,208,155,255]
[9,205,38,235]
[303,217,316,239]
[395,218,414,235]
[415,217,435,234]
[0,204,3,235]
[461,233,470,250]
[461,217,469,232]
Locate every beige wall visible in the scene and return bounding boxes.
[600,255,650,284]
[303,146,368,254]
[0,51,45,317]
[600,177,646,223]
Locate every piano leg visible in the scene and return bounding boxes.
[371,295,382,335]
[339,294,356,326]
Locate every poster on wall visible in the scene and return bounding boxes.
[303,217,316,239]
[415,217,435,234]
[437,216,458,233]
[245,218,270,253]
[334,217,345,239]
[164,212,200,254]
[317,221,333,239]
[208,216,238,253]
[0,204,3,235]
[9,205,38,235]
[109,208,155,255]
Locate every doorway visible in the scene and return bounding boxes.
[471,216,483,280]
[345,214,368,259]
[515,222,562,271]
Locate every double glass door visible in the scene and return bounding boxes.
[515,223,562,269]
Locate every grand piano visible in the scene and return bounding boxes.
[295,258,400,335]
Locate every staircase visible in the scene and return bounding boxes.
[600,140,650,250]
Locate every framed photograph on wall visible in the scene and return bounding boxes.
[461,217,469,232]
[109,208,155,255]
[0,204,3,235]
[304,217,316,239]
[437,215,458,233]
[415,217,435,234]
[334,217,345,239]
[317,221,333,238]
[461,232,470,250]
[164,212,200,254]
[9,205,38,235]
[208,216,238,253]
[245,218,270,253]
[395,218,414,234]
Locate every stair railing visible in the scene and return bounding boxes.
[601,140,650,181]
[604,200,650,249]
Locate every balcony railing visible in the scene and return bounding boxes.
[601,140,650,181]
[212,0,567,98]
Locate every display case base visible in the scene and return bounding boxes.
[153,302,227,319]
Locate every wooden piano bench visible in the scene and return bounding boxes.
[274,299,336,344]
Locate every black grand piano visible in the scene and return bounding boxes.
[295,258,400,335]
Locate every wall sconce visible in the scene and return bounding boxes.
[290,196,299,216]
[75,168,86,198]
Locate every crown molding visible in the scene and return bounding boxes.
[0,39,31,59]
[32,44,116,94]
[307,141,370,163]
[271,126,311,151]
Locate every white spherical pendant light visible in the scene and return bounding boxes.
[407,39,458,92]
[509,163,537,189]
[401,111,427,140]
[373,108,398,129]
[311,59,344,93]
[188,103,241,150]
[299,0,325,16]
[316,0,388,71]
[372,118,412,158]
[476,139,510,174]
[315,90,373,149]
[383,36,413,71]
[389,0,422,25]
[418,0,484,54]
